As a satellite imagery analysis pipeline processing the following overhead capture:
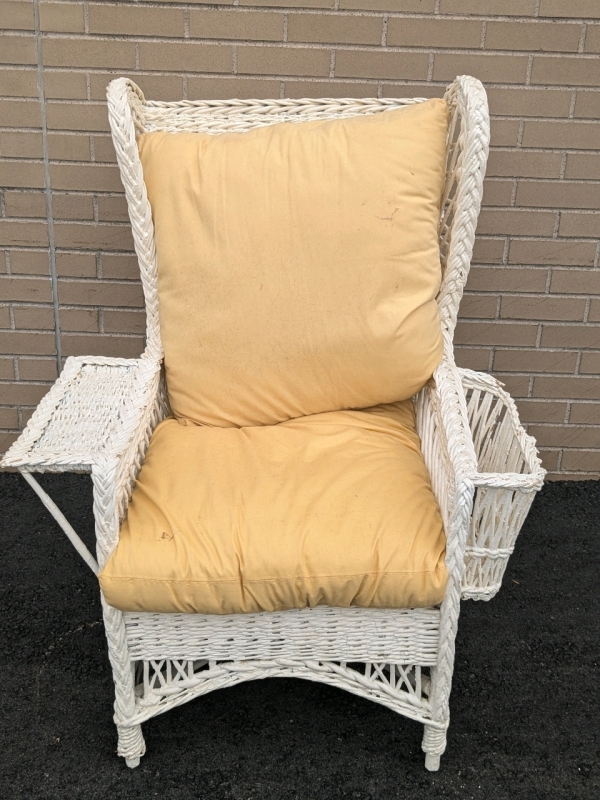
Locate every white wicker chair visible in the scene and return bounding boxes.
[2,75,545,771]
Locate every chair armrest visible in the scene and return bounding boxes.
[414,351,478,729]
[416,351,546,601]
[1,355,167,569]
[90,356,168,568]
[458,367,545,600]
[1,355,164,472]
[415,351,478,590]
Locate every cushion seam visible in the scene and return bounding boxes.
[102,568,446,584]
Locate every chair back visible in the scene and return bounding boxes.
[107,76,489,364]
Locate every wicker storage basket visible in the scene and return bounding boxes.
[459,368,546,601]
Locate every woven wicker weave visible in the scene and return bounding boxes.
[1,76,545,771]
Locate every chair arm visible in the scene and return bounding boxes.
[85,357,167,569]
[1,354,168,569]
[415,351,478,588]
[457,367,545,600]
[416,351,546,600]
[1,355,165,472]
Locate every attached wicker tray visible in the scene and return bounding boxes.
[459,368,545,601]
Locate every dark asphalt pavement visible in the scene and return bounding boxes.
[1,473,598,800]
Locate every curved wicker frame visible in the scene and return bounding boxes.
[2,76,545,772]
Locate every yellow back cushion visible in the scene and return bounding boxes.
[138,98,448,428]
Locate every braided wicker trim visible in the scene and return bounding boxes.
[414,349,477,753]
[141,97,425,133]
[438,77,490,340]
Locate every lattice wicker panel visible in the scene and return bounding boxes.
[460,369,545,600]
[132,658,433,726]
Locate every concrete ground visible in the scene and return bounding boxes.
[1,473,598,800]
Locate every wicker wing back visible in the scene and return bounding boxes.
[106,76,489,364]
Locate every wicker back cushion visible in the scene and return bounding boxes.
[138,98,448,428]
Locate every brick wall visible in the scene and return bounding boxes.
[1,0,599,479]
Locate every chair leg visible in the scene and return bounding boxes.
[100,598,146,766]
[420,568,466,771]
[118,724,146,768]
[422,723,446,771]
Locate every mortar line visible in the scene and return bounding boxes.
[27,1,590,23]
[427,53,434,82]
[33,13,600,33]
[555,449,563,472]
[535,323,543,348]
[558,154,568,180]
[552,210,561,238]
[564,402,571,424]
[582,297,591,324]
[34,0,62,374]
[35,31,600,58]
[6,69,600,105]
[577,23,587,54]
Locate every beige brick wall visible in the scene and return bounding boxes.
[1,0,599,479]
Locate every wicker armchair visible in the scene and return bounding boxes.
[2,75,545,771]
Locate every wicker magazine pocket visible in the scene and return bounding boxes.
[459,368,546,601]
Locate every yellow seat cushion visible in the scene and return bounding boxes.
[99,402,447,615]
[138,98,448,428]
